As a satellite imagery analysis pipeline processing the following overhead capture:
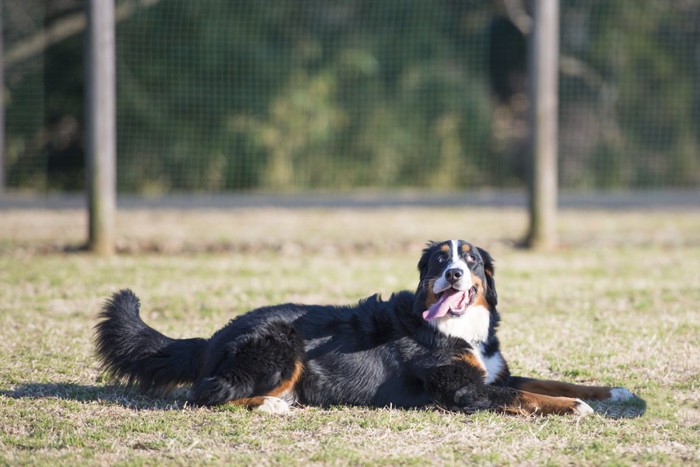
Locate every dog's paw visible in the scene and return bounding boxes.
[608,387,636,401]
[573,399,594,416]
[256,396,291,415]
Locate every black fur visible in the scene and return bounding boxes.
[94,240,607,414]
[94,290,207,394]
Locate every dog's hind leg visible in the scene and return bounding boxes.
[227,396,292,414]
[189,321,305,410]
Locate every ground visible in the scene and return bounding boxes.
[0,203,698,465]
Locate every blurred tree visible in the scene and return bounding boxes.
[3,0,699,191]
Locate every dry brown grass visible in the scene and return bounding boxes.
[0,205,698,465]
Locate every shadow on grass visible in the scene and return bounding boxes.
[2,382,647,419]
[588,397,647,419]
[0,383,191,410]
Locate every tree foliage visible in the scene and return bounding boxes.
[4,0,699,191]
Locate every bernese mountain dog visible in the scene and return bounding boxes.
[94,240,634,416]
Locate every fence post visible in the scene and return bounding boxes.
[0,0,5,194]
[85,0,116,256]
[526,0,559,250]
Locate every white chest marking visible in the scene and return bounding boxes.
[432,304,491,344]
[430,304,505,384]
[471,345,505,385]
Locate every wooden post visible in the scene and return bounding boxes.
[526,0,559,249]
[85,0,116,256]
[0,0,5,193]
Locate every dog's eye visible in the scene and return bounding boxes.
[466,255,476,263]
[437,255,446,264]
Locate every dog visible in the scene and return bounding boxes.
[94,240,634,416]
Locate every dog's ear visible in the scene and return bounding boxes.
[418,241,438,280]
[477,247,497,306]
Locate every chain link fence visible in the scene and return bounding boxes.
[4,0,700,193]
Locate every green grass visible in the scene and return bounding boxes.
[1,207,698,465]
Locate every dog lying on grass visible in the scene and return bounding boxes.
[95,240,634,415]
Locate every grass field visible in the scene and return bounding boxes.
[1,206,698,465]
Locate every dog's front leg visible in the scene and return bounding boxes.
[427,364,500,412]
[427,365,593,416]
[507,376,635,402]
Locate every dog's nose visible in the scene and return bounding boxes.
[445,268,463,284]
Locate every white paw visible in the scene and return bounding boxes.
[574,399,594,416]
[609,387,636,401]
[256,396,290,415]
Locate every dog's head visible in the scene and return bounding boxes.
[415,240,497,321]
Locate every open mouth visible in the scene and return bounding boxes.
[423,285,478,321]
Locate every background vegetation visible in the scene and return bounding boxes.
[4,0,700,192]
[1,207,698,464]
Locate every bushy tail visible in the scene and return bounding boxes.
[94,289,208,395]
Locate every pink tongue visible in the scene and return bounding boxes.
[423,290,468,320]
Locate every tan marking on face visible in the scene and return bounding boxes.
[440,243,450,253]
[424,278,439,309]
[470,273,489,308]
[461,243,471,252]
